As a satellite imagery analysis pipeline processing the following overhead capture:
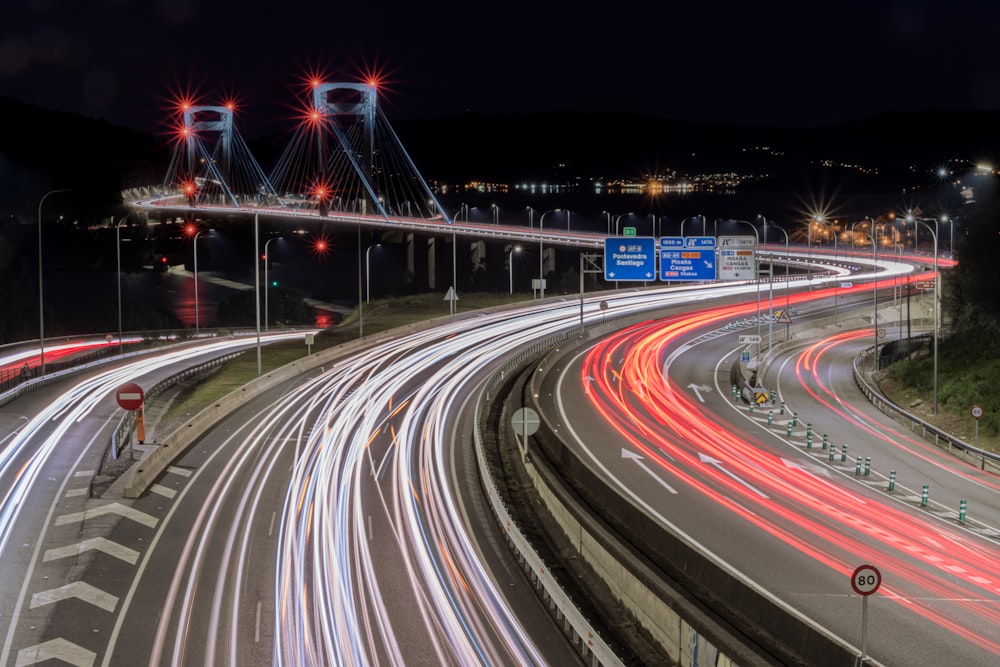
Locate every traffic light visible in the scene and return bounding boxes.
[271,279,278,287]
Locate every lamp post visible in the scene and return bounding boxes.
[508,245,521,294]
[734,219,762,357]
[856,231,879,371]
[254,212,262,377]
[366,243,380,303]
[680,215,702,237]
[115,216,128,353]
[527,206,534,230]
[37,188,71,375]
[491,203,499,225]
[602,210,611,235]
[912,219,939,414]
[613,212,632,236]
[263,236,282,331]
[538,209,561,299]
[764,219,790,345]
[192,229,207,336]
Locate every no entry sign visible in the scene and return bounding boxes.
[115,382,145,411]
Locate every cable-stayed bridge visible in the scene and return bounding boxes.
[136,80,601,249]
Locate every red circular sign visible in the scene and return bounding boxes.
[971,405,984,419]
[115,382,145,411]
[851,564,882,596]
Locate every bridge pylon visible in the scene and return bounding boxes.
[163,104,279,209]
[269,81,448,222]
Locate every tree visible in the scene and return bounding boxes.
[943,178,1000,344]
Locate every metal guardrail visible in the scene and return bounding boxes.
[109,350,247,460]
[853,346,1000,473]
[475,332,627,667]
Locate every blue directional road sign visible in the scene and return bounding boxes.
[659,236,717,281]
[604,237,656,281]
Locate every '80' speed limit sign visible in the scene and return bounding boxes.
[851,564,882,596]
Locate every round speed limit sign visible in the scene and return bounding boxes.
[971,405,984,420]
[851,564,882,596]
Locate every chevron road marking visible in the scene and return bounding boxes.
[43,537,140,565]
[150,484,177,499]
[54,503,157,528]
[30,581,118,613]
[166,466,192,477]
[15,638,96,667]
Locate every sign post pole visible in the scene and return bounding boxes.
[971,405,984,448]
[851,564,882,665]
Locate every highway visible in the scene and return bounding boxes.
[0,333,309,667]
[0,247,932,665]
[537,285,1000,665]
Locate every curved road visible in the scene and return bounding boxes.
[541,286,1000,665]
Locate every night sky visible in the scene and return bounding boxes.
[2,0,998,137]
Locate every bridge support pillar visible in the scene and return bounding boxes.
[406,233,415,282]
[427,237,437,290]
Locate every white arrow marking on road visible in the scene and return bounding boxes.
[687,383,711,403]
[621,449,678,494]
[54,502,158,528]
[781,457,832,478]
[15,638,96,667]
[43,537,140,565]
[30,581,118,613]
[699,453,769,498]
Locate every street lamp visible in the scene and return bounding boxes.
[192,228,208,336]
[912,219,940,414]
[680,214,703,237]
[508,245,521,294]
[254,212,262,377]
[491,203,499,225]
[734,219,762,357]
[762,218,790,345]
[263,236,283,332]
[115,216,128,353]
[856,231,879,372]
[38,188,71,375]
[538,209,562,299]
[366,243,380,303]
[613,212,632,236]
[527,206,534,230]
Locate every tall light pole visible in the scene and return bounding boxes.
[254,212,262,377]
[764,219,790,345]
[680,215,702,237]
[734,219,762,358]
[613,212,632,236]
[491,203,499,225]
[115,216,128,353]
[263,236,282,332]
[913,219,939,414]
[527,206,534,230]
[508,245,521,294]
[538,209,561,299]
[602,210,611,235]
[857,231,879,372]
[37,188,71,375]
[366,243,380,303]
[192,229,207,337]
